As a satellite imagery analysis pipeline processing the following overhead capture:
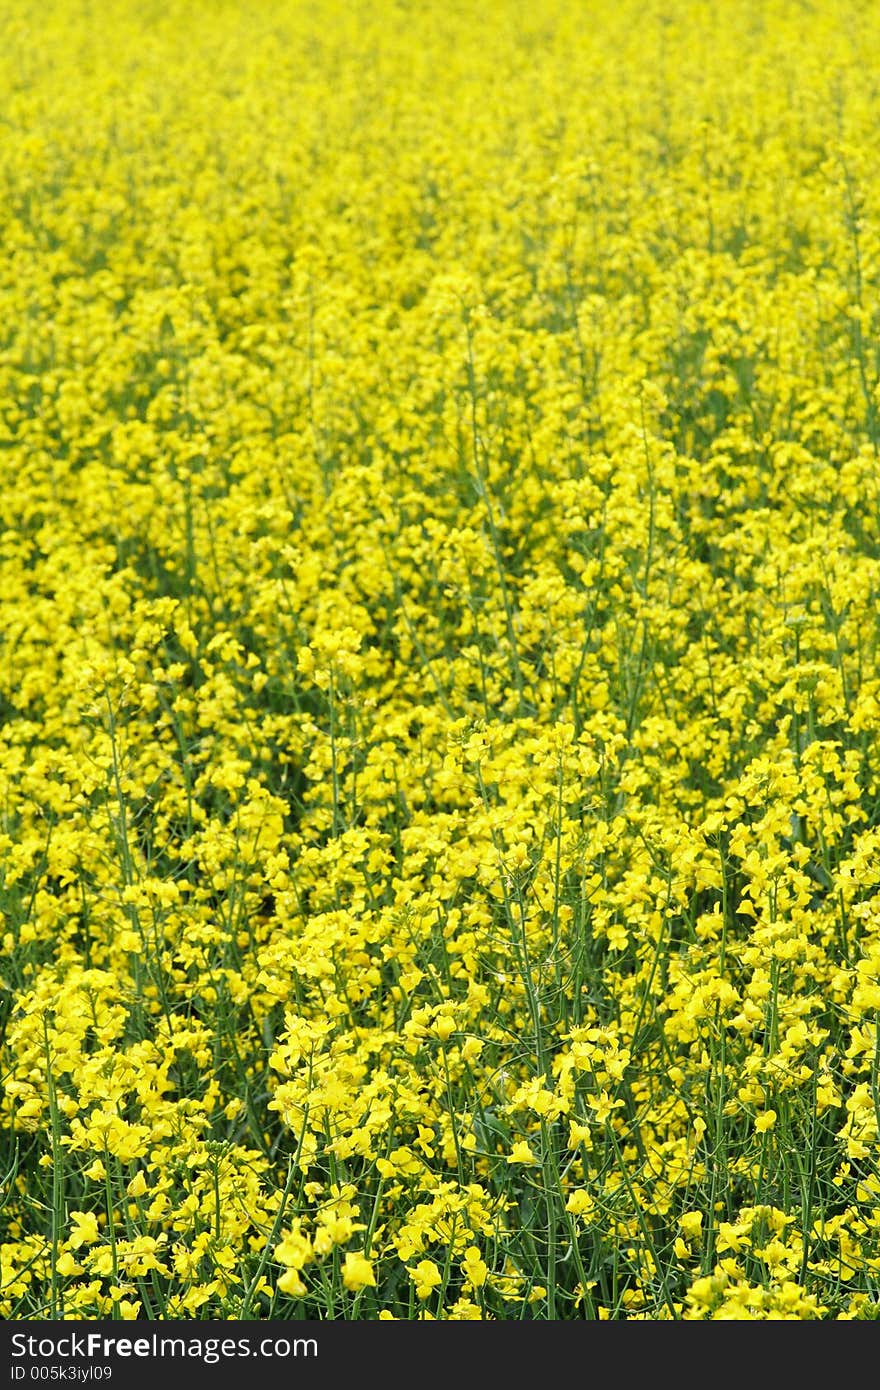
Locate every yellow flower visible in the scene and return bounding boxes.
[342,1251,376,1292]
[679,1212,704,1242]
[68,1212,101,1249]
[408,1259,442,1300]
[507,1141,538,1165]
[565,1190,595,1218]
[568,1120,592,1146]
[461,1246,488,1288]
[275,1226,313,1271]
[2,0,880,1329]
[278,1268,308,1298]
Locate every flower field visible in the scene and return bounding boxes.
[3,0,880,1321]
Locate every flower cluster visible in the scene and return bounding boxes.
[3,0,880,1319]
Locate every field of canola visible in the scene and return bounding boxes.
[3,0,880,1321]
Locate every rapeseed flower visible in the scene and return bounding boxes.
[3,0,880,1323]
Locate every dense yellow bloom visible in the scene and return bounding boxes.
[2,0,880,1323]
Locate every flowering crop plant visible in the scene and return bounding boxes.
[2,0,880,1323]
